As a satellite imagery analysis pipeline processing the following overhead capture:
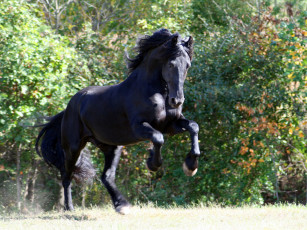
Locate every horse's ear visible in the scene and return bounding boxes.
[184,36,194,49]
[171,34,179,46]
[183,36,194,60]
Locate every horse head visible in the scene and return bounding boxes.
[126,29,194,109]
[161,34,194,108]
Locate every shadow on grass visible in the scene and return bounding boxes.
[1,212,96,221]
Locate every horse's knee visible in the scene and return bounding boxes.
[152,132,164,146]
[189,121,199,134]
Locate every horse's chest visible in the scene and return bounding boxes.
[149,93,180,124]
[149,93,167,122]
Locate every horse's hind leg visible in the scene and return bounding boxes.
[62,175,73,211]
[61,135,86,211]
[100,145,131,215]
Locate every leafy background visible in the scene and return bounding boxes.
[0,0,306,213]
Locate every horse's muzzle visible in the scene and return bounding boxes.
[170,97,184,108]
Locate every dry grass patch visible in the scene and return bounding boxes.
[1,204,307,230]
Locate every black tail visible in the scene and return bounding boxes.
[35,111,96,184]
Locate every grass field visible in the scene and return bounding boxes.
[1,204,307,230]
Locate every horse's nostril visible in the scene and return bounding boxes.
[170,98,183,107]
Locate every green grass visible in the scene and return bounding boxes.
[1,204,307,230]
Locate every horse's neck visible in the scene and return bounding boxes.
[124,54,167,95]
[133,66,166,93]
[139,56,164,81]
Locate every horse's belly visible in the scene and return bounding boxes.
[86,115,140,146]
[96,129,140,146]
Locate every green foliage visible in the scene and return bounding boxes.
[0,0,109,212]
[181,8,306,204]
[191,0,254,30]
[1,0,76,139]
[0,0,306,211]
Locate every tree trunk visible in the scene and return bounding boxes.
[16,144,22,211]
[271,152,279,202]
[82,187,86,209]
[25,162,38,203]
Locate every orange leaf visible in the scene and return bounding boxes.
[240,146,249,155]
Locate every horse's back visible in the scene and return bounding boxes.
[61,86,106,148]
[62,85,139,146]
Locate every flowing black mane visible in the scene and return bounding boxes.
[127,29,192,73]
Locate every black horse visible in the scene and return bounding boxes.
[36,29,200,214]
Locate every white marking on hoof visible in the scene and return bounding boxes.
[182,162,198,177]
[116,205,131,215]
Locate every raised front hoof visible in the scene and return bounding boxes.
[146,159,161,172]
[182,162,198,177]
[115,204,131,215]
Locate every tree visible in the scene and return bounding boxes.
[0,0,108,212]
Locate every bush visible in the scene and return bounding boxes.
[0,0,109,211]
[181,7,306,204]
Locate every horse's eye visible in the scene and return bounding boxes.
[169,62,175,68]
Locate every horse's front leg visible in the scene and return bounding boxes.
[132,122,164,171]
[166,116,200,176]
